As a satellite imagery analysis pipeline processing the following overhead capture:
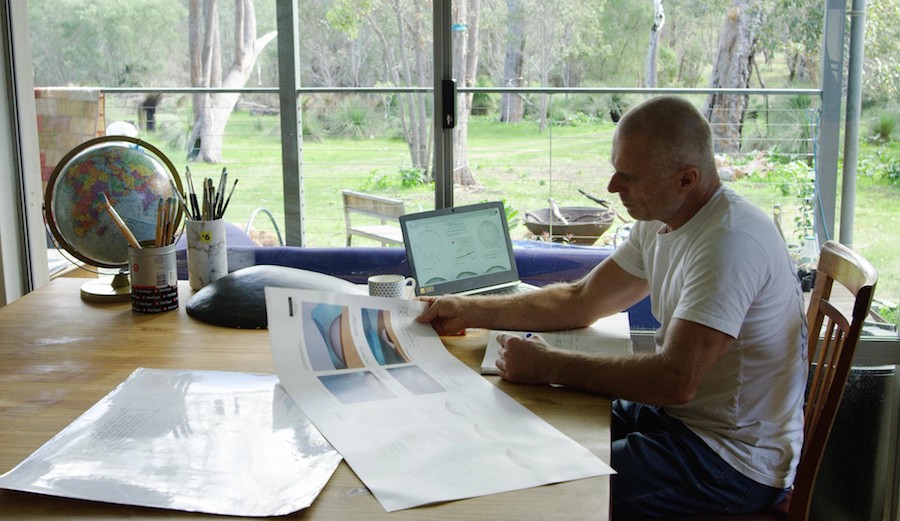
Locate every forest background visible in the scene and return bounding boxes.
[25,0,900,323]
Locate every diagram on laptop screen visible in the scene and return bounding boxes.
[407,207,511,286]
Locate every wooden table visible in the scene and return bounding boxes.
[0,279,611,520]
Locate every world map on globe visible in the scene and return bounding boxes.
[46,139,180,268]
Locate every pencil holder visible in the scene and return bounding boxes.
[186,218,228,290]
[128,241,178,313]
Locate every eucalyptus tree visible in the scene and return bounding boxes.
[645,0,665,88]
[757,0,822,84]
[704,0,764,153]
[452,0,482,186]
[186,0,277,163]
[499,0,525,123]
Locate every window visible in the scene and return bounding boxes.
[15,0,900,337]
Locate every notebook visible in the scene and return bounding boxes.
[400,201,530,296]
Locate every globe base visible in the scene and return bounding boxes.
[79,274,131,303]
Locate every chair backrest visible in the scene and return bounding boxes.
[342,190,406,221]
[341,190,406,246]
[789,240,878,521]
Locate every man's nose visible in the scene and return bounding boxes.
[607,175,621,193]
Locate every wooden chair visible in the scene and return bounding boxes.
[634,240,878,521]
[341,190,405,247]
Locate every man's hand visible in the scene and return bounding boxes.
[415,295,470,336]
[495,333,555,385]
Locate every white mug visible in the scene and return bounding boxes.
[368,274,416,299]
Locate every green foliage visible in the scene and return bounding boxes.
[323,96,384,139]
[862,0,900,104]
[361,170,392,191]
[745,155,816,240]
[28,0,186,86]
[743,95,816,159]
[868,113,898,144]
[471,76,497,116]
[360,166,429,192]
[398,166,427,188]
[757,0,822,84]
[157,112,192,156]
[503,200,521,230]
[878,302,899,328]
[325,0,373,39]
[301,113,324,143]
[858,148,900,187]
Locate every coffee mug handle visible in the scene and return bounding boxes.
[403,277,416,298]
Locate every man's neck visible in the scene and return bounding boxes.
[664,180,722,232]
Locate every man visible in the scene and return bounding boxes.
[416,96,808,518]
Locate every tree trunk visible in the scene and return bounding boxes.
[188,0,276,163]
[499,0,525,123]
[394,0,431,173]
[452,0,480,186]
[537,15,548,132]
[645,0,665,88]
[141,94,161,132]
[704,0,763,154]
[368,1,432,175]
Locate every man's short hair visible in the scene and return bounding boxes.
[616,96,717,177]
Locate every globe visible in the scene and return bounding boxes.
[44,135,182,301]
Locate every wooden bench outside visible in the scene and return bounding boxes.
[341,190,406,246]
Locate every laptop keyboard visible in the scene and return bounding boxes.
[477,283,536,296]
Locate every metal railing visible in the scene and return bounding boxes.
[39,86,825,251]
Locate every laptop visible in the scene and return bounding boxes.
[400,201,531,296]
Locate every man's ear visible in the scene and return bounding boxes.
[678,167,699,190]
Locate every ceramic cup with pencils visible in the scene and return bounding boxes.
[182,167,235,290]
[185,218,228,290]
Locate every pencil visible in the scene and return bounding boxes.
[100,193,141,249]
[169,196,180,245]
[155,199,163,247]
[173,188,192,222]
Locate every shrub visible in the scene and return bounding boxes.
[868,113,898,144]
[323,96,384,139]
[471,76,497,116]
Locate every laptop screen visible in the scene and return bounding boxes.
[400,201,520,296]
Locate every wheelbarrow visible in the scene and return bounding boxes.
[523,205,615,245]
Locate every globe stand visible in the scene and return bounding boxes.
[79,270,131,303]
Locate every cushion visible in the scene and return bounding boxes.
[186,265,362,329]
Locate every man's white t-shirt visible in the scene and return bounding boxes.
[610,185,808,488]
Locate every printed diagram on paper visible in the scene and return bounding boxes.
[265,288,614,512]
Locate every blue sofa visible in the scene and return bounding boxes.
[176,232,659,330]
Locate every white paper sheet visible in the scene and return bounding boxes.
[0,368,342,517]
[481,312,633,375]
[265,287,614,512]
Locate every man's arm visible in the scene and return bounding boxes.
[497,317,732,405]
[416,257,650,335]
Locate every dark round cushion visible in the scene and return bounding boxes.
[186,265,361,329]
